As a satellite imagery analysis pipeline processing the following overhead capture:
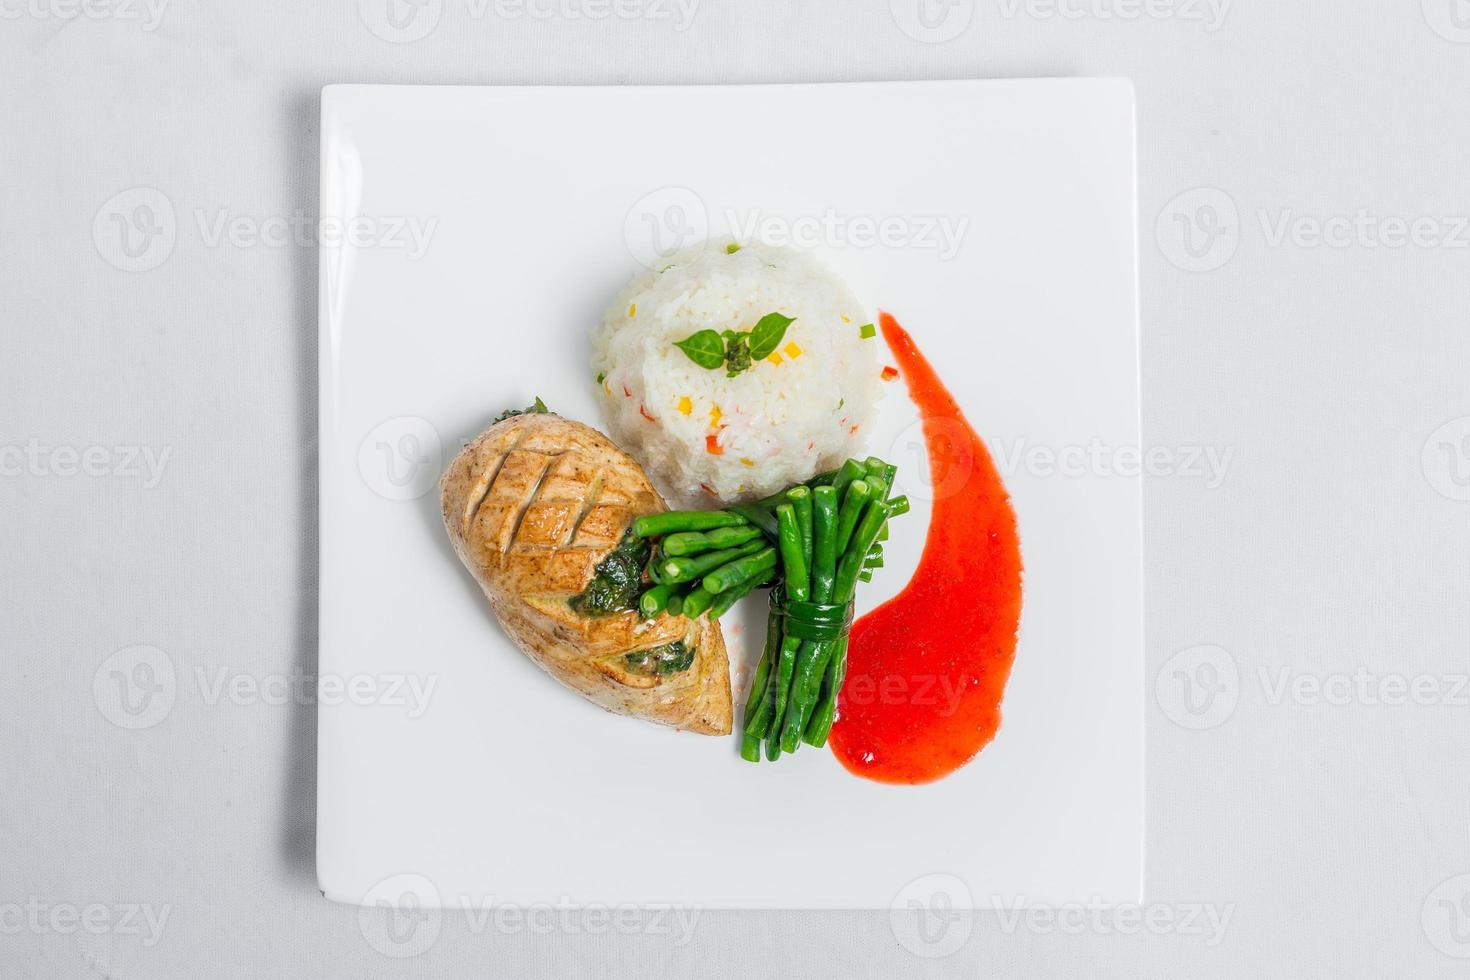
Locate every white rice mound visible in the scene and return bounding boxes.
[592,240,881,507]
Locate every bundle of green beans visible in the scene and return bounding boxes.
[628,457,908,763]
[738,457,905,760]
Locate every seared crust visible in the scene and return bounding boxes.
[440,412,732,735]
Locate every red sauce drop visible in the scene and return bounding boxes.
[830,314,1023,785]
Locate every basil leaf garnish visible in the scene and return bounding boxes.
[747,312,794,362]
[492,397,549,425]
[673,313,792,378]
[673,330,726,370]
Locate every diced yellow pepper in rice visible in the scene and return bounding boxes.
[676,396,692,415]
[783,342,802,359]
[766,353,783,366]
[628,303,636,317]
[739,458,755,467]
[709,405,722,427]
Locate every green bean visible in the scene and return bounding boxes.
[864,552,884,569]
[631,510,747,538]
[703,547,777,595]
[681,585,716,618]
[741,659,772,726]
[646,545,670,584]
[764,635,801,759]
[666,593,683,617]
[779,639,823,751]
[788,486,814,570]
[707,524,764,547]
[829,458,867,501]
[725,501,779,538]
[740,611,778,744]
[804,466,838,489]
[776,731,799,755]
[658,538,764,584]
[803,702,833,747]
[662,525,762,556]
[775,504,809,602]
[803,636,848,747]
[740,733,762,762]
[661,533,705,557]
[811,485,838,604]
[835,501,891,602]
[781,635,849,752]
[834,479,871,556]
[639,584,673,618]
[709,564,775,619]
[888,495,910,517]
[810,638,840,694]
[858,569,874,583]
[863,473,888,507]
[876,523,889,543]
[743,687,772,738]
[743,685,773,739]
[743,594,784,739]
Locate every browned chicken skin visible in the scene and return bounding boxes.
[440,411,732,735]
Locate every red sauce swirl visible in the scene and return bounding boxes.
[830,314,1023,784]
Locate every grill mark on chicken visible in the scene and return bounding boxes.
[507,544,603,553]
[463,431,528,536]
[503,452,561,555]
[563,472,605,547]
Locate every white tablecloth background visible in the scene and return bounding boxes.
[4,2,1468,976]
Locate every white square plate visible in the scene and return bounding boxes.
[317,80,1142,910]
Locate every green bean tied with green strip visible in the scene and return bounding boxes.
[627,457,907,764]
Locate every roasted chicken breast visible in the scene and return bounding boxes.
[440,410,732,734]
